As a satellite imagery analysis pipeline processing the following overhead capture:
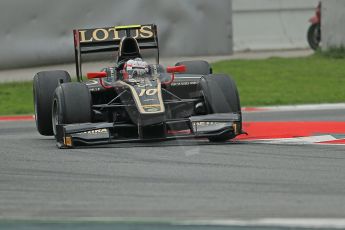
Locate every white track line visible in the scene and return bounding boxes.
[3,217,345,228]
[243,103,345,112]
[249,135,337,145]
[181,218,345,228]
[239,135,345,146]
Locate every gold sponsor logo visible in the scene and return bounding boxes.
[79,25,154,43]
[142,104,161,108]
[142,104,161,112]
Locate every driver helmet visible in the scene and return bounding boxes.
[123,58,149,79]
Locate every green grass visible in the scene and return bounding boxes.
[212,54,345,106]
[1,54,345,115]
[317,46,345,59]
[0,81,33,115]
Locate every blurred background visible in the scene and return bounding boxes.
[2,0,344,70]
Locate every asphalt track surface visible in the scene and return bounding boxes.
[0,107,345,226]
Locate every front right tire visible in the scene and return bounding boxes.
[200,74,242,142]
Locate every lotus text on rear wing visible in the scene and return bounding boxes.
[78,25,154,43]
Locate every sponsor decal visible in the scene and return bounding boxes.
[171,81,198,86]
[143,98,157,102]
[89,88,102,92]
[194,121,226,126]
[142,104,161,111]
[192,121,231,133]
[80,129,109,135]
[79,25,154,43]
[86,80,102,91]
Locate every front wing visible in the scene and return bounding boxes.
[55,113,242,148]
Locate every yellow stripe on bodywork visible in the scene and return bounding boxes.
[115,25,142,30]
[142,104,161,108]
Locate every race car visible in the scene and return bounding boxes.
[33,24,243,148]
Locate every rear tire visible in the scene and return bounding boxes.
[200,74,241,142]
[52,82,92,136]
[175,60,212,75]
[33,71,71,136]
[307,23,321,50]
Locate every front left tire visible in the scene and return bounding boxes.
[33,71,71,136]
[52,82,92,137]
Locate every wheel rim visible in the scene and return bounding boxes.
[52,98,59,136]
[313,28,321,46]
[200,90,212,114]
[33,87,39,124]
[309,24,321,50]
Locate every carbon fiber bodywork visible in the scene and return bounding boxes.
[55,113,242,148]
[54,74,243,148]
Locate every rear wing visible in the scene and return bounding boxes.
[73,24,159,80]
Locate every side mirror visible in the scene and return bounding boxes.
[87,72,107,79]
[166,65,186,73]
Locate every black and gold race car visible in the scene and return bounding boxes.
[33,24,243,148]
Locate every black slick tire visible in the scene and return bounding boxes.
[307,23,321,50]
[52,82,92,137]
[33,70,71,136]
[200,74,241,142]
